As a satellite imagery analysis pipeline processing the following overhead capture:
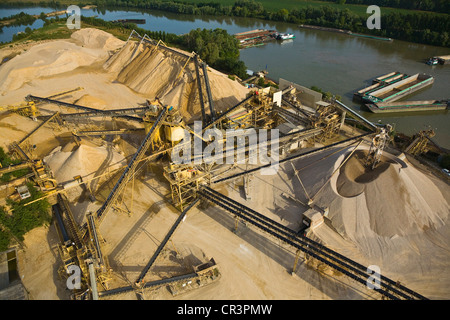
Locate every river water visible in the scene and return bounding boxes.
[1,6,449,147]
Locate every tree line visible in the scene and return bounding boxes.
[327,0,450,14]
[80,15,248,79]
[91,0,449,47]
[2,1,448,46]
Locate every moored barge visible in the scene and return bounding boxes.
[366,100,448,113]
[354,73,434,104]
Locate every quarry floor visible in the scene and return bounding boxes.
[0,28,449,300]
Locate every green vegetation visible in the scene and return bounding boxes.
[181,28,247,79]
[0,147,30,182]
[0,182,51,251]
[322,0,449,14]
[1,13,248,79]
[310,85,342,102]
[90,0,449,47]
[0,11,37,26]
[1,1,449,47]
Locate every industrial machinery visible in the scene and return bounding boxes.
[404,129,436,156]
[364,124,392,170]
[3,30,429,301]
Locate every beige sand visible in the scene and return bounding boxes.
[105,40,249,121]
[1,28,449,300]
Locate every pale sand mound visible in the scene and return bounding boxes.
[70,28,124,51]
[44,143,126,189]
[103,41,142,74]
[334,152,448,238]
[283,147,450,297]
[0,28,123,95]
[0,41,107,94]
[104,40,249,121]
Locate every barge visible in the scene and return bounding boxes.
[366,100,449,113]
[354,73,434,104]
[298,25,392,41]
[112,19,146,24]
[353,72,409,102]
[234,29,278,48]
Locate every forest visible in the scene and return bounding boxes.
[91,0,449,47]
[322,0,450,14]
[1,1,448,46]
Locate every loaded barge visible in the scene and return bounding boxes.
[234,29,278,48]
[354,73,434,104]
[112,19,146,24]
[366,100,449,113]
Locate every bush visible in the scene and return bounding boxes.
[0,182,51,249]
[182,28,248,79]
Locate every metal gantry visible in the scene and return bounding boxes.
[7,31,430,300]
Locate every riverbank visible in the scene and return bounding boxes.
[1,0,449,48]
[1,8,449,149]
[299,24,393,42]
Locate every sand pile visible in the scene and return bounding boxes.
[44,143,126,189]
[0,28,124,95]
[104,40,249,121]
[70,28,124,51]
[103,41,142,74]
[332,152,448,239]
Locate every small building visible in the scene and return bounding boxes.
[16,185,31,200]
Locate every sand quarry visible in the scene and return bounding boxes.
[0,28,449,300]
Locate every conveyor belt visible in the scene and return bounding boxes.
[273,105,309,125]
[98,272,198,298]
[27,95,144,123]
[135,198,200,284]
[202,62,216,122]
[96,107,168,223]
[191,126,323,166]
[27,95,100,113]
[198,186,427,300]
[130,32,193,61]
[73,128,145,137]
[18,112,59,145]
[194,55,207,124]
[0,161,33,175]
[52,203,70,243]
[57,194,83,249]
[214,132,372,184]
[87,213,104,266]
[334,100,377,132]
[54,106,149,119]
[10,142,30,161]
[202,94,254,132]
[281,98,314,118]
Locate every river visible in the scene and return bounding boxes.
[1,6,449,148]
